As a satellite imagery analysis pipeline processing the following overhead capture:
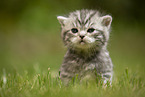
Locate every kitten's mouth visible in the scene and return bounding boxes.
[79,40,85,45]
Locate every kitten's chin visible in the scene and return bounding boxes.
[80,42,85,45]
[73,42,92,49]
[79,40,86,45]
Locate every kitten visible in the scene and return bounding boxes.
[57,9,113,85]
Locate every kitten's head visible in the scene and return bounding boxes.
[57,9,112,51]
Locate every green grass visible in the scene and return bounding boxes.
[0,68,145,97]
[0,1,145,96]
[0,17,145,97]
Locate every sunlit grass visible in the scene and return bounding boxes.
[0,68,144,97]
[0,15,145,97]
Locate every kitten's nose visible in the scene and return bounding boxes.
[80,36,85,39]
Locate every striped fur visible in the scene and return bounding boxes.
[57,9,113,85]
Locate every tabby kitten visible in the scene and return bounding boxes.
[57,9,113,85]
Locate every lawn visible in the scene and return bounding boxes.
[0,17,145,97]
[0,67,145,97]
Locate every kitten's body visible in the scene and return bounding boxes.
[57,9,113,85]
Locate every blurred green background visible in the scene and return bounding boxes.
[0,0,145,78]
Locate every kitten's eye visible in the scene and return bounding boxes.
[87,28,95,33]
[71,28,78,33]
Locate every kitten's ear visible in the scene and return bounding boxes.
[57,16,68,26]
[101,15,112,28]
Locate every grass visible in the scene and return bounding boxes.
[0,18,145,97]
[0,68,145,97]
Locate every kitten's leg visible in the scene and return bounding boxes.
[102,71,113,85]
[59,67,74,85]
